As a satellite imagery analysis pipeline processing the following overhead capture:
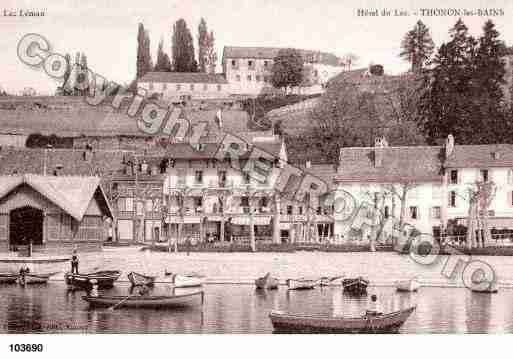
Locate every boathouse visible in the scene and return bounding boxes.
[0,175,113,254]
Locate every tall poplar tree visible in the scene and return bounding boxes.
[172,19,197,72]
[154,38,172,72]
[136,23,153,78]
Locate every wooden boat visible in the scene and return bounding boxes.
[396,278,421,292]
[127,272,156,287]
[65,270,121,289]
[269,306,416,333]
[320,276,344,286]
[255,273,279,290]
[286,278,319,290]
[342,277,369,295]
[471,281,499,294]
[18,272,58,285]
[82,290,204,309]
[0,273,18,284]
[167,273,204,288]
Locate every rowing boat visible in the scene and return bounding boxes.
[396,278,421,292]
[65,270,121,289]
[255,273,279,290]
[286,278,319,290]
[82,290,205,309]
[470,281,499,293]
[18,272,58,285]
[166,273,204,288]
[0,273,18,284]
[320,276,344,286]
[343,277,369,295]
[127,272,156,287]
[269,306,416,333]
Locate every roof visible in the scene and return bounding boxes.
[445,144,513,168]
[0,174,112,221]
[138,72,228,84]
[336,146,443,183]
[299,164,338,190]
[223,46,343,66]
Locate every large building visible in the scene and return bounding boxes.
[222,46,346,96]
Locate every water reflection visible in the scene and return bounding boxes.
[1,283,513,333]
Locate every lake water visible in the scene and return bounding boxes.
[1,250,513,334]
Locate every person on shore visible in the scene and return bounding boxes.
[71,249,79,274]
[366,294,382,317]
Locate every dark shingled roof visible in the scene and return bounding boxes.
[223,46,343,66]
[445,144,513,168]
[336,146,443,183]
[138,72,228,84]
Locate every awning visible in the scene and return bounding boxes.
[455,217,513,228]
[206,215,224,222]
[165,216,182,224]
[231,216,271,226]
[165,216,203,224]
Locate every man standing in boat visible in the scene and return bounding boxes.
[71,249,79,274]
[366,295,382,316]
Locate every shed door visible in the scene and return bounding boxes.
[118,220,133,241]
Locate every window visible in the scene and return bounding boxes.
[162,83,167,90]
[248,60,253,67]
[218,170,227,186]
[384,206,390,219]
[243,172,250,184]
[194,197,203,212]
[264,61,269,68]
[145,199,153,212]
[217,84,222,91]
[190,84,195,91]
[450,170,458,184]
[176,84,181,90]
[480,169,489,182]
[449,191,457,207]
[432,206,441,219]
[263,76,269,83]
[286,205,293,215]
[231,60,237,68]
[317,206,322,215]
[260,197,268,208]
[203,84,208,91]
[247,75,252,81]
[149,82,154,90]
[256,75,261,82]
[236,75,241,82]
[409,206,418,220]
[298,206,303,215]
[241,197,249,207]
[195,170,203,183]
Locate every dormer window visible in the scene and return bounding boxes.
[480,169,489,182]
[450,170,459,185]
[231,60,237,68]
[492,151,500,160]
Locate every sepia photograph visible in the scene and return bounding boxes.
[1,0,513,356]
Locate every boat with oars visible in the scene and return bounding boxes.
[395,278,421,292]
[65,270,121,289]
[255,273,279,290]
[165,272,204,288]
[286,278,320,290]
[269,306,416,334]
[0,273,18,284]
[320,275,344,287]
[82,290,205,309]
[342,277,369,295]
[127,272,156,287]
[18,272,58,285]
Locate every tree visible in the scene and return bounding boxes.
[465,181,496,248]
[136,23,153,78]
[172,19,197,72]
[400,20,435,73]
[197,18,208,73]
[154,38,172,72]
[271,48,304,92]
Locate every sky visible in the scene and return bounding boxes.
[1,0,513,95]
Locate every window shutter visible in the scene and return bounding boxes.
[509,191,512,207]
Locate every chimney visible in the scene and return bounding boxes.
[445,134,455,159]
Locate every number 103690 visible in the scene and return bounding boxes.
[9,344,44,352]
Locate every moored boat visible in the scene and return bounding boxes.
[255,273,279,290]
[269,306,416,333]
[18,272,58,285]
[320,276,344,286]
[0,273,18,284]
[396,278,421,292]
[82,290,204,309]
[342,277,369,295]
[286,278,319,290]
[471,281,499,294]
[65,270,121,289]
[128,272,156,287]
[167,273,204,288]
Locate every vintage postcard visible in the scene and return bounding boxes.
[1,0,513,356]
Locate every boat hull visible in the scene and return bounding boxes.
[19,272,57,285]
[343,277,369,295]
[255,276,279,290]
[320,276,344,286]
[82,291,204,308]
[128,272,155,287]
[65,271,121,289]
[396,279,421,292]
[287,279,319,290]
[269,307,416,334]
[0,273,18,284]
[169,274,204,288]
[471,282,499,293]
